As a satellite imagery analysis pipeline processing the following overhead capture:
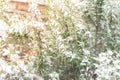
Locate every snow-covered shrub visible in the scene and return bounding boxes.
[36,0,120,80]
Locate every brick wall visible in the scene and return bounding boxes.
[8,0,47,22]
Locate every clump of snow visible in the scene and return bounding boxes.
[0,20,9,41]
